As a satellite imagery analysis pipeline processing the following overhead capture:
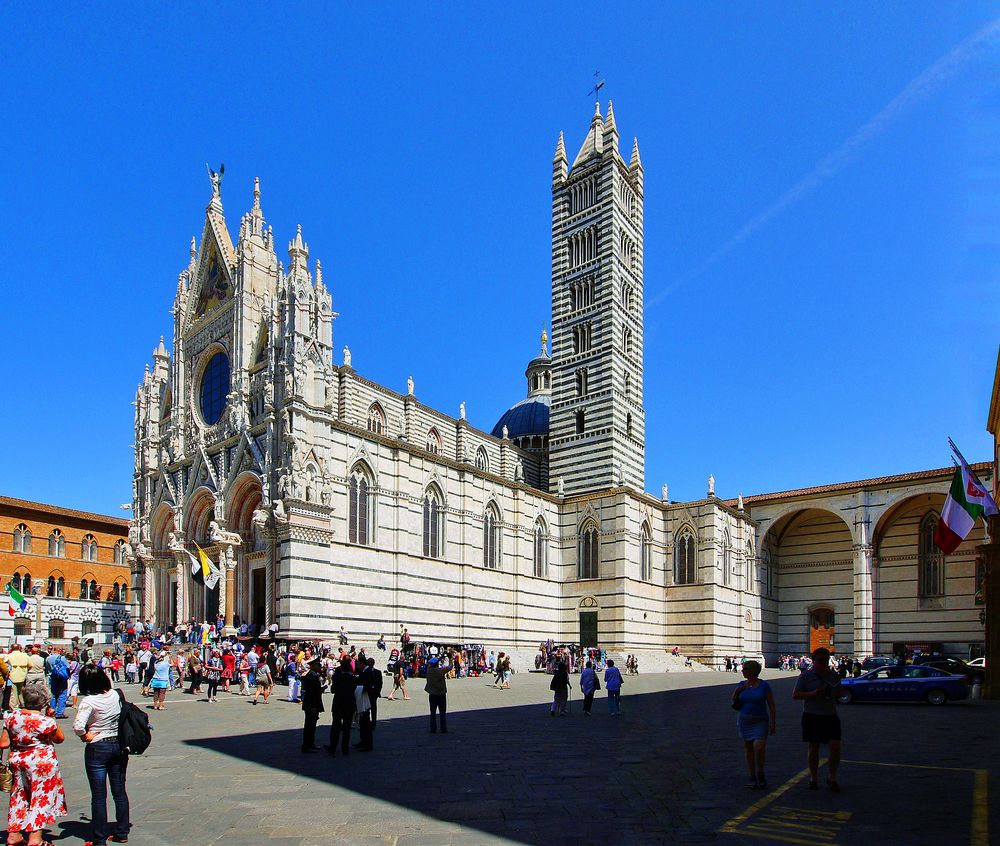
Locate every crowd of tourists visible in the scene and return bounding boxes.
[0,619,855,844]
[777,653,863,677]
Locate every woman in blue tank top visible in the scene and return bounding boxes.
[731,660,776,789]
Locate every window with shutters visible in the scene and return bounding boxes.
[422,486,444,559]
[12,524,31,554]
[348,464,374,546]
[641,523,652,581]
[82,534,98,562]
[48,530,65,558]
[533,518,548,577]
[919,511,945,597]
[578,521,600,579]
[483,503,501,569]
[674,530,696,585]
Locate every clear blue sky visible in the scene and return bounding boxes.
[3,4,1000,515]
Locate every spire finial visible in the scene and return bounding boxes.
[554,131,566,163]
[190,236,197,261]
[315,258,323,287]
[630,137,642,168]
[253,176,260,205]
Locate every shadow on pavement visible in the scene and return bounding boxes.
[184,676,998,845]
[185,678,794,845]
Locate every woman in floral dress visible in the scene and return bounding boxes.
[0,684,68,846]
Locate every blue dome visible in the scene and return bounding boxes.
[491,394,550,439]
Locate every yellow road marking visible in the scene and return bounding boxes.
[718,760,825,833]
[972,769,989,846]
[842,758,980,773]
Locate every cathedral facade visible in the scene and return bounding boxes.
[128,104,985,667]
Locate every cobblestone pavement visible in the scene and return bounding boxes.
[34,669,998,845]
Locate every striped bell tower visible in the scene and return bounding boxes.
[548,101,645,495]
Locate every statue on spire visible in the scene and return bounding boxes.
[207,162,225,200]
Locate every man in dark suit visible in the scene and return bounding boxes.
[325,657,357,756]
[300,656,324,753]
[365,657,383,730]
[354,658,379,751]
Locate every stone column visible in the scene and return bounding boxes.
[977,533,1000,699]
[852,543,874,657]
[173,554,186,625]
[142,561,156,623]
[262,529,276,628]
[223,546,237,635]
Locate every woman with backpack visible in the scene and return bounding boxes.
[74,665,131,846]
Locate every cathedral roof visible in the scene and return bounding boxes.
[490,394,550,440]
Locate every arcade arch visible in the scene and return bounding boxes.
[759,507,854,655]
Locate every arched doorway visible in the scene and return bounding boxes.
[809,607,835,653]
[185,489,220,623]
[227,472,264,629]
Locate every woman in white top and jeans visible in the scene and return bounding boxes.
[73,666,130,846]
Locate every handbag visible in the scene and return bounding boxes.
[0,755,13,793]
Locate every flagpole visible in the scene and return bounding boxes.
[947,436,975,470]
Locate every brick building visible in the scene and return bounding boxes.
[0,497,131,643]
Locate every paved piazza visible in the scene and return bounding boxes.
[46,670,996,846]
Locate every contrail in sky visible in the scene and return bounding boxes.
[646,17,1000,310]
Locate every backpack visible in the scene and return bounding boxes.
[51,657,68,681]
[116,689,153,755]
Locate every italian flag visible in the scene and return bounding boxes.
[7,586,27,617]
[934,461,999,554]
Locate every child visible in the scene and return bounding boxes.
[125,657,138,684]
[110,655,121,683]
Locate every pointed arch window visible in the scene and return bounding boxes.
[745,542,755,592]
[367,403,386,435]
[641,523,652,581]
[81,534,98,562]
[425,428,441,455]
[483,503,501,569]
[475,446,489,473]
[674,530,696,585]
[11,573,30,595]
[422,487,443,559]
[578,521,600,579]
[48,530,65,558]
[919,511,945,597]
[576,369,588,397]
[349,464,374,546]
[114,539,127,565]
[622,327,633,358]
[46,575,64,598]
[12,524,31,554]
[533,518,548,578]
